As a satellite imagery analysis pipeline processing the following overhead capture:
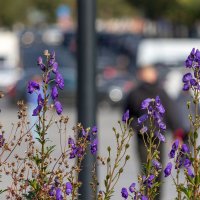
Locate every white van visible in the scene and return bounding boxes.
[136,38,200,99]
[0,31,22,94]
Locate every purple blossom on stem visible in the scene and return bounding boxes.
[52,62,58,73]
[122,110,129,122]
[187,168,194,178]
[32,105,42,116]
[138,114,148,124]
[181,144,190,154]
[129,183,136,193]
[65,182,72,195]
[90,139,98,154]
[51,86,58,100]
[37,56,45,71]
[164,162,172,177]
[56,188,63,200]
[168,149,176,159]
[56,72,64,90]
[172,139,179,151]
[152,159,162,170]
[49,186,55,196]
[91,126,98,134]
[141,196,148,200]
[27,81,40,94]
[184,158,191,168]
[141,98,152,109]
[54,101,63,115]
[121,188,128,199]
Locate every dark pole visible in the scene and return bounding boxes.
[77,0,96,199]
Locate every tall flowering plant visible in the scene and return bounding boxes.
[121,96,166,200]
[6,50,98,200]
[164,48,200,199]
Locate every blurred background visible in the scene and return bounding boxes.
[2,0,200,107]
[1,0,200,199]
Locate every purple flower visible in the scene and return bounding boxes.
[49,186,55,196]
[182,73,193,83]
[122,110,129,122]
[141,196,148,200]
[156,132,165,142]
[184,158,191,168]
[121,188,128,199]
[56,72,64,90]
[90,139,98,154]
[164,162,172,177]
[187,168,194,178]
[92,126,98,134]
[37,56,45,71]
[183,83,190,91]
[51,86,58,100]
[32,105,42,116]
[56,188,63,200]
[52,62,58,73]
[181,144,190,154]
[168,149,175,159]
[158,121,166,130]
[37,93,44,106]
[138,114,148,124]
[66,182,72,195]
[54,101,63,115]
[172,139,179,151]
[27,81,40,94]
[129,183,136,193]
[141,98,152,109]
[152,159,162,170]
[143,175,154,188]
[68,137,75,146]
[69,148,77,159]
[140,126,148,134]
[156,104,165,114]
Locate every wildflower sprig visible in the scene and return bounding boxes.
[98,110,134,200]
[6,50,98,200]
[122,96,166,200]
[164,48,200,199]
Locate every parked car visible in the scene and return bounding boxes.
[0,31,22,98]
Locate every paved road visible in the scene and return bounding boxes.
[0,98,193,199]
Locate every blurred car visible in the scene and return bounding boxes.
[0,31,22,98]
[97,73,135,106]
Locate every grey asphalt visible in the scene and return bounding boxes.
[0,98,184,199]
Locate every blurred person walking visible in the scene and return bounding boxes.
[123,64,189,199]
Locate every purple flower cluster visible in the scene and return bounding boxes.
[183,48,200,91]
[121,183,148,200]
[143,175,155,188]
[27,51,64,116]
[68,126,98,159]
[164,141,193,178]
[138,96,166,142]
[49,178,72,200]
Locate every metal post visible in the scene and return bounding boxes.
[77,0,96,199]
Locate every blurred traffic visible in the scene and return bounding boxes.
[2,27,141,107]
[2,26,200,107]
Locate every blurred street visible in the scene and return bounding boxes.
[0,98,183,200]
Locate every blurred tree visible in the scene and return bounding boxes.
[126,0,200,25]
[0,0,75,27]
[97,0,137,18]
